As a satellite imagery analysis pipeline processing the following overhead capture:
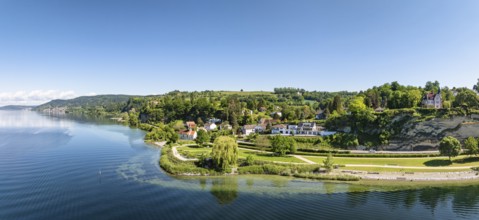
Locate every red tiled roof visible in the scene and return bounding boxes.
[186,121,196,128]
[425,92,439,100]
[179,130,196,136]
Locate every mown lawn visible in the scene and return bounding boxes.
[304,155,479,168]
[238,149,304,163]
[176,145,211,158]
[177,145,304,163]
[339,167,471,173]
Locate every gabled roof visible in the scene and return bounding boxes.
[243,125,256,130]
[186,121,196,128]
[259,118,280,125]
[424,92,440,100]
[272,124,287,129]
[179,130,196,136]
[298,122,316,127]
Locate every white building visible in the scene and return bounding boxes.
[242,125,256,136]
[296,122,319,135]
[271,112,282,118]
[204,122,217,131]
[422,90,442,109]
[179,130,197,140]
[271,124,288,134]
[270,122,336,137]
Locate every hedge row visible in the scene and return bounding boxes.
[237,163,318,175]
[298,148,351,154]
[293,151,441,158]
[293,173,360,181]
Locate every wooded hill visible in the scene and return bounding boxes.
[33,80,479,148]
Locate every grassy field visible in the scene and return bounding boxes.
[339,167,471,173]
[177,145,304,163]
[238,149,304,163]
[177,145,479,171]
[304,155,479,168]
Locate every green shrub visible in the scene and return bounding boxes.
[293,173,360,181]
[245,155,255,166]
[238,165,265,174]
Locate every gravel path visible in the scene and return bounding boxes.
[172,146,198,161]
[293,155,316,164]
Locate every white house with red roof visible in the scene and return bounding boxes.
[179,130,197,140]
[422,89,442,109]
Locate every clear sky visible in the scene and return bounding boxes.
[0,0,478,105]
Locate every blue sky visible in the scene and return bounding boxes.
[0,0,478,105]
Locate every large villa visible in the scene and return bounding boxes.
[243,121,336,137]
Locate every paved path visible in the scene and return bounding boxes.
[293,155,316,164]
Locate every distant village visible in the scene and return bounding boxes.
[178,115,337,140]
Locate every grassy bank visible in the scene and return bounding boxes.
[160,147,218,176]
[293,173,360,181]
[304,155,479,168]
[339,167,471,173]
[177,145,305,163]
[160,145,359,181]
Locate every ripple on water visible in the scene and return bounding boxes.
[3,111,479,220]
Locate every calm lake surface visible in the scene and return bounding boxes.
[1,110,479,220]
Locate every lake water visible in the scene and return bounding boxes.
[1,110,479,220]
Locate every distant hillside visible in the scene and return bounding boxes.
[34,95,134,113]
[0,105,35,110]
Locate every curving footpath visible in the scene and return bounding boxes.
[172,145,199,162]
[166,143,479,181]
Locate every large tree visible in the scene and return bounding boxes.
[144,123,178,144]
[439,136,462,161]
[348,96,367,113]
[271,135,297,156]
[464,137,479,157]
[331,95,344,114]
[211,136,238,171]
[195,129,210,147]
[453,88,479,108]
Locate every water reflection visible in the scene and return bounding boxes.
[6,110,479,219]
[210,177,239,205]
[346,184,370,208]
[403,190,417,209]
[324,183,336,196]
[246,178,254,189]
[0,110,73,128]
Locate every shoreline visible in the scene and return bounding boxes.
[154,142,479,182]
